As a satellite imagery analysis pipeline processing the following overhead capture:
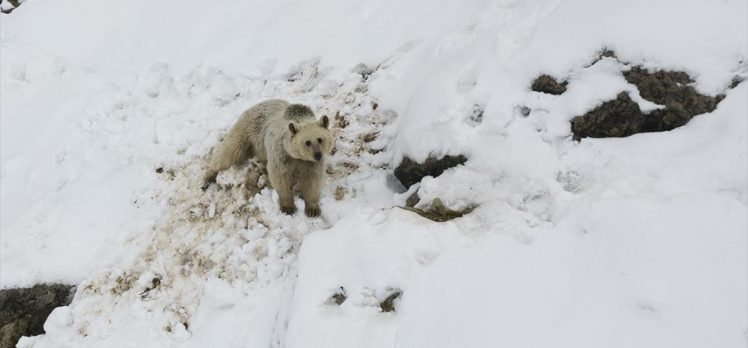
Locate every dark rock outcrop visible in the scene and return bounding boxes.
[405,190,420,208]
[379,290,402,313]
[571,67,725,141]
[402,198,475,222]
[394,155,467,189]
[623,67,724,131]
[531,74,568,95]
[729,76,744,89]
[1,0,23,14]
[325,287,347,306]
[0,284,75,348]
[571,92,645,140]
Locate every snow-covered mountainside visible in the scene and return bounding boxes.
[1,0,746,347]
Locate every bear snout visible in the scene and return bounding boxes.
[314,152,322,161]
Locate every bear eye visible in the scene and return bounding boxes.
[317,138,322,143]
[305,140,311,146]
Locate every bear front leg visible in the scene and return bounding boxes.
[267,162,296,215]
[299,168,323,217]
[202,170,219,191]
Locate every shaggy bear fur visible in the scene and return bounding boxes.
[204,99,334,217]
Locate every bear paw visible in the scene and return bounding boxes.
[305,206,321,218]
[280,204,297,215]
[201,182,212,191]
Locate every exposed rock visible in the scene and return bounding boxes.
[325,287,347,306]
[394,155,467,189]
[571,92,645,140]
[585,48,619,68]
[531,74,567,95]
[729,76,744,89]
[623,67,724,132]
[405,190,420,208]
[1,0,23,14]
[599,49,617,59]
[571,67,726,140]
[0,284,75,348]
[403,198,475,222]
[379,290,402,313]
[352,63,376,81]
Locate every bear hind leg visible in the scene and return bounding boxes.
[203,135,254,190]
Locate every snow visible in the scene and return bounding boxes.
[1,0,746,347]
[0,0,488,75]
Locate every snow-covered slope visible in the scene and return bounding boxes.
[1,0,746,347]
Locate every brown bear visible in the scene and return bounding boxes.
[204,99,334,217]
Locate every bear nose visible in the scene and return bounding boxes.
[314,152,322,161]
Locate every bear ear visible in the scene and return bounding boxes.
[318,115,329,129]
[288,122,298,135]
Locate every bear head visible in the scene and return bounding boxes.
[287,116,333,162]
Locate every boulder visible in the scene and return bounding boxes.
[571,67,725,140]
[394,155,467,189]
[0,284,75,348]
[531,74,567,95]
